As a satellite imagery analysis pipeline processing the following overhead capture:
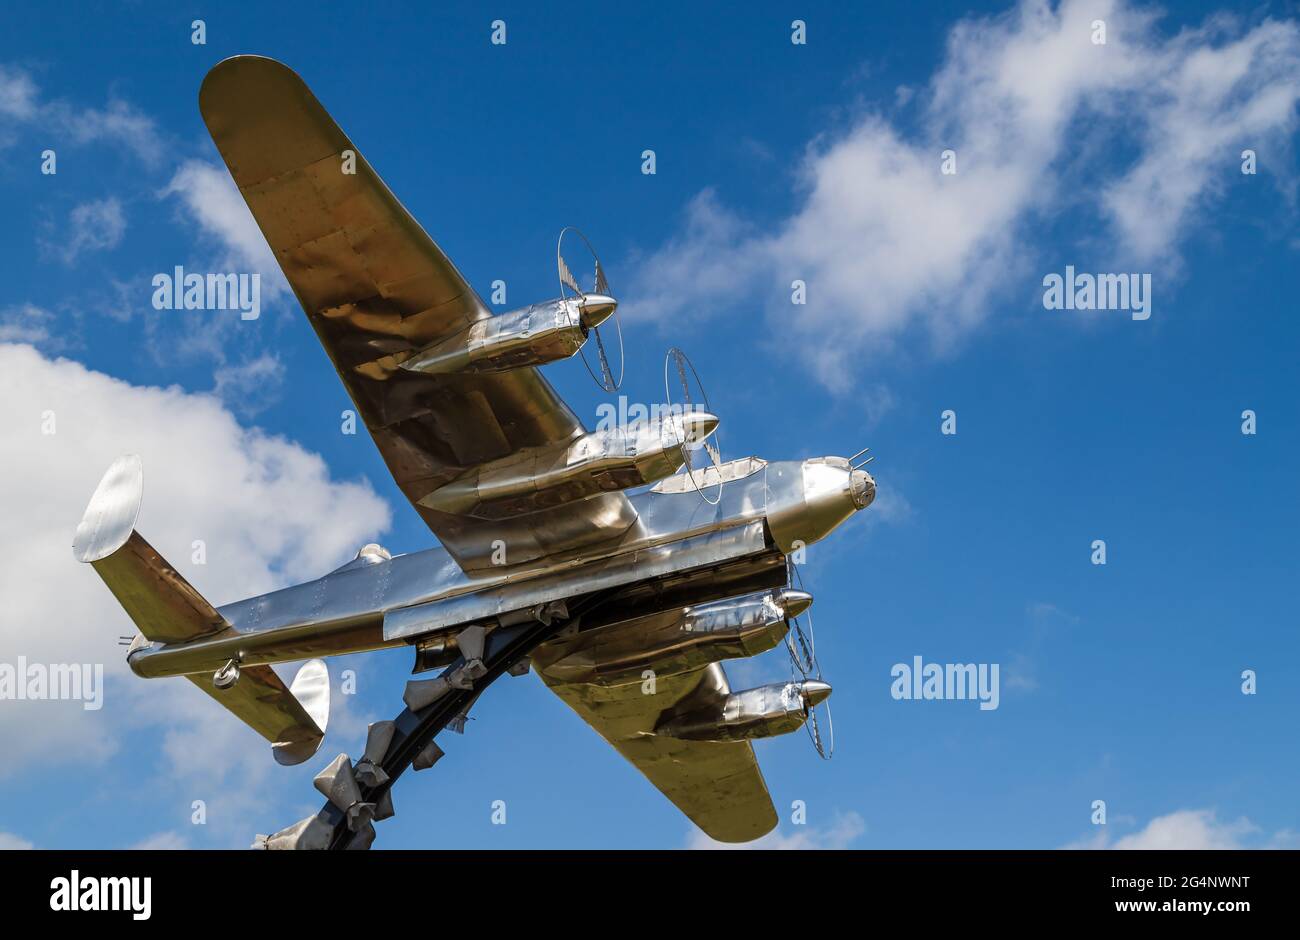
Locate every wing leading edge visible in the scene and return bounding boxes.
[198,55,636,572]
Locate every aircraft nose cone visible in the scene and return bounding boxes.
[850,469,875,509]
[778,589,814,619]
[679,410,720,444]
[800,679,833,709]
[578,293,618,328]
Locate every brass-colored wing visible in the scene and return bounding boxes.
[533,648,778,844]
[186,660,328,766]
[198,56,635,571]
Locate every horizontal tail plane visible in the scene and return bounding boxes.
[73,455,330,766]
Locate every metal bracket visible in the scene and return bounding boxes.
[213,657,240,690]
[261,592,609,850]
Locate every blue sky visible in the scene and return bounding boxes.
[1,0,1298,850]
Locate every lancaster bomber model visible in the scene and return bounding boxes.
[73,56,876,849]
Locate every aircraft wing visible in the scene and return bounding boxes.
[198,56,635,572]
[533,651,778,843]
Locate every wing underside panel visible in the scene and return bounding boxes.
[198,55,635,571]
[186,664,326,766]
[535,646,778,843]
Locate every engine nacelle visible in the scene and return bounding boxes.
[655,678,832,743]
[399,296,616,376]
[540,588,813,686]
[419,411,719,519]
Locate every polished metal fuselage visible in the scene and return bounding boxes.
[127,456,874,680]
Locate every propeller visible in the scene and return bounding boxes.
[785,560,834,760]
[558,226,623,392]
[663,347,725,506]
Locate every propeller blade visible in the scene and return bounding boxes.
[806,701,833,760]
[558,254,584,296]
[594,259,609,296]
[593,328,614,390]
[672,354,691,405]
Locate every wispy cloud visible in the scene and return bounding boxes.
[1064,808,1296,849]
[0,65,38,120]
[212,351,284,417]
[155,159,293,373]
[42,197,127,264]
[0,62,162,163]
[1003,601,1079,693]
[0,303,58,348]
[0,831,34,850]
[127,831,189,850]
[624,0,1300,391]
[688,810,866,849]
[163,160,287,297]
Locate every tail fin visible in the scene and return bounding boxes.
[73,455,225,644]
[74,455,330,765]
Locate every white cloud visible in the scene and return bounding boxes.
[46,197,126,264]
[212,352,284,417]
[0,831,34,850]
[865,479,911,527]
[0,65,37,120]
[152,161,294,380]
[1103,17,1300,260]
[164,160,287,295]
[861,383,898,427]
[624,0,1300,389]
[0,63,162,163]
[155,161,293,379]
[0,303,57,347]
[1066,808,1297,849]
[1004,601,1080,693]
[0,343,390,789]
[1110,810,1255,849]
[127,831,189,850]
[688,810,866,849]
[53,98,164,165]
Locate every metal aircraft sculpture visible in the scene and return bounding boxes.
[73,56,876,849]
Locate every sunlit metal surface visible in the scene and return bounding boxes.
[187,658,329,766]
[199,55,634,572]
[766,456,876,553]
[536,660,778,842]
[75,54,882,847]
[383,522,764,641]
[651,455,766,494]
[71,454,142,564]
[122,458,815,677]
[75,454,228,645]
[401,298,592,376]
[537,588,808,685]
[416,412,715,519]
[656,678,833,742]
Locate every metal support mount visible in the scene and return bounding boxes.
[256,594,603,850]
